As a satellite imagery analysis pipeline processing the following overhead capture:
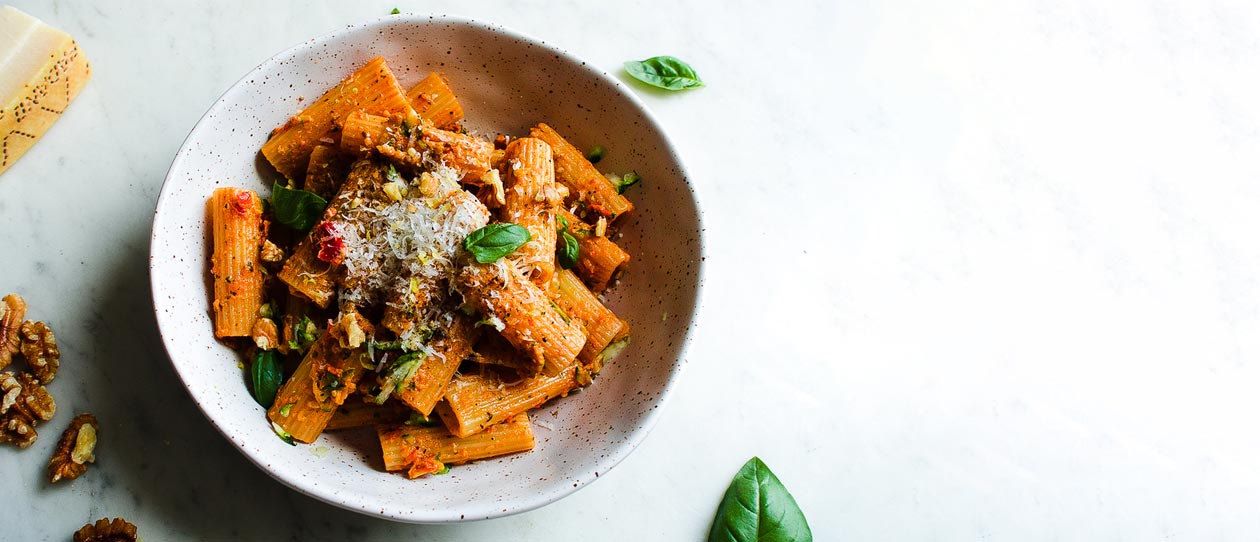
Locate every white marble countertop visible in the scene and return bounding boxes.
[4,0,1260,539]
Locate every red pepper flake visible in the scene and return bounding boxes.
[315,222,345,265]
[231,191,254,216]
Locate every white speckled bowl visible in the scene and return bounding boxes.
[149,16,703,523]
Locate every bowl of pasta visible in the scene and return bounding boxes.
[149,15,702,522]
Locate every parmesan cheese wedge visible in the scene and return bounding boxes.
[0,6,90,176]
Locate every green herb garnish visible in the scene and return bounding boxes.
[612,172,641,194]
[271,182,328,232]
[404,412,443,427]
[463,223,532,263]
[585,145,605,164]
[250,350,283,408]
[390,7,400,14]
[623,56,704,91]
[279,403,294,417]
[558,230,580,269]
[707,457,812,542]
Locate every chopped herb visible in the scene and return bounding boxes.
[405,412,443,427]
[463,223,532,263]
[374,352,426,403]
[319,372,345,392]
[434,463,451,475]
[259,302,274,319]
[390,7,401,14]
[624,56,704,91]
[385,163,404,184]
[611,172,641,194]
[552,302,572,325]
[279,403,295,417]
[585,145,606,164]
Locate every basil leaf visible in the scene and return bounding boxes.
[623,56,704,91]
[585,145,606,164]
[610,171,641,194]
[271,182,328,232]
[250,350,284,408]
[707,457,812,542]
[558,230,580,269]
[463,223,532,263]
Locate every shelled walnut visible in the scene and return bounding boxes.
[19,320,60,384]
[73,517,138,542]
[0,371,55,447]
[0,294,26,370]
[48,413,98,483]
[251,317,279,351]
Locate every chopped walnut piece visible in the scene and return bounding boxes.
[19,320,59,384]
[251,317,280,351]
[0,371,55,447]
[73,517,138,542]
[0,294,26,371]
[259,240,285,263]
[48,413,99,483]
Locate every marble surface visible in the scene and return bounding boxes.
[4,0,1260,539]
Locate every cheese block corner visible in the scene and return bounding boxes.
[0,6,91,176]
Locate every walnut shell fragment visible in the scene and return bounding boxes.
[0,371,55,448]
[48,413,99,483]
[19,320,60,384]
[0,294,26,370]
[73,517,138,542]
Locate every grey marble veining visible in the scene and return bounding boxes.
[5,0,1260,540]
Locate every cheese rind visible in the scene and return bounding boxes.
[0,7,91,176]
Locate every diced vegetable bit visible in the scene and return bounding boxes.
[271,421,297,445]
[585,145,605,164]
[606,171,641,195]
[390,7,400,14]
[404,411,443,427]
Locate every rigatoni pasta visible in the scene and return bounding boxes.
[208,58,645,478]
[209,188,266,338]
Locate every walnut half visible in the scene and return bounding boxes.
[0,294,26,371]
[0,371,55,448]
[48,413,99,483]
[73,517,138,542]
[19,320,60,384]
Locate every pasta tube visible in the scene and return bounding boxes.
[277,159,386,307]
[407,72,463,129]
[266,310,374,443]
[529,123,633,220]
[456,258,586,376]
[395,314,478,416]
[303,144,350,199]
[550,269,629,368]
[261,57,415,180]
[556,208,630,293]
[378,413,535,478]
[437,366,578,438]
[500,138,559,286]
[209,188,266,338]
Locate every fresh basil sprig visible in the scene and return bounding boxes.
[624,56,704,91]
[250,350,284,408]
[463,223,532,263]
[271,182,328,232]
[708,457,812,542]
